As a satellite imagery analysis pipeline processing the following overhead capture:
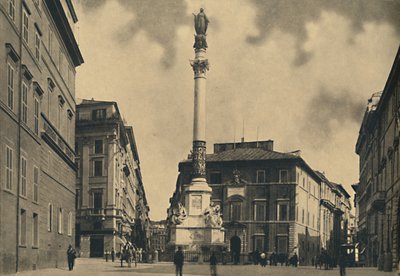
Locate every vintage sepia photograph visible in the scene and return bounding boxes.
[0,0,399,275]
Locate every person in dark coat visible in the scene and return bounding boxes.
[292,252,298,267]
[67,244,77,271]
[174,246,184,276]
[210,252,218,276]
[339,251,347,276]
[111,247,115,262]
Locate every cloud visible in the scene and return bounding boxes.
[247,0,400,66]
[81,0,190,68]
[300,87,365,145]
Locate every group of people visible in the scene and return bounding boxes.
[252,250,298,267]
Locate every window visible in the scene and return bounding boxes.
[256,170,265,183]
[33,166,39,202]
[277,236,288,254]
[94,160,103,176]
[230,202,241,221]
[254,202,266,221]
[20,157,27,197]
[307,211,310,225]
[93,191,102,209]
[75,189,81,209]
[302,209,305,224]
[279,170,288,183]
[94,140,103,154]
[8,0,15,21]
[23,9,29,43]
[32,213,38,247]
[277,202,289,221]
[48,203,53,231]
[7,63,14,110]
[313,214,315,228]
[5,146,13,190]
[35,31,41,61]
[58,208,63,234]
[254,236,264,251]
[34,98,39,135]
[22,83,28,124]
[20,209,27,245]
[92,109,106,120]
[67,212,72,236]
[48,26,53,54]
[209,172,221,184]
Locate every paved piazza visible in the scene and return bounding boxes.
[11,258,397,276]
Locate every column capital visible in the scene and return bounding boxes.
[190,58,209,78]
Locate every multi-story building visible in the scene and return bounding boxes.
[0,0,83,273]
[168,140,323,265]
[355,46,400,268]
[149,220,167,253]
[75,99,150,257]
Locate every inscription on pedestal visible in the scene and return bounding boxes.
[191,195,202,215]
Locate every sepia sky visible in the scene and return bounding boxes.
[75,0,400,220]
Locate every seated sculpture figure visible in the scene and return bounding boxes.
[203,202,223,227]
[169,202,187,225]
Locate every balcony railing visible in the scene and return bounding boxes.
[42,116,75,165]
[369,191,385,211]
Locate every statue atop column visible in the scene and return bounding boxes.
[193,8,209,50]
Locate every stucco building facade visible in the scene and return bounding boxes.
[75,100,150,257]
[0,0,83,273]
[355,46,400,268]
[169,141,335,264]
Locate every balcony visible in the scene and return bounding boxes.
[77,208,105,218]
[368,191,385,211]
[41,116,75,169]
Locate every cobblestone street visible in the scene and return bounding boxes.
[12,258,398,276]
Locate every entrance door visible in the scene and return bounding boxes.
[90,236,104,257]
[230,236,241,264]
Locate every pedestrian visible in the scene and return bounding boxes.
[174,246,184,276]
[292,252,298,267]
[339,251,347,276]
[111,247,115,262]
[260,252,267,267]
[67,244,77,271]
[210,252,217,276]
[105,249,109,262]
[253,248,259,265]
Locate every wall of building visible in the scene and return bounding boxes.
[0,0,81,273]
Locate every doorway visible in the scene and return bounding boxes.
[90,235,104,257]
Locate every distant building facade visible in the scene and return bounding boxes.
[150,220,167,253]
[75,100,150,257]
[0,0,83,273]
[355,46,400,268]
[168,141,351,264]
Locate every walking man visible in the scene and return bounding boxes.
[210,252,217,276]
[174,246,184,276]
[339,250,347,276]
[111,247,115,262]
[67,244,77,271]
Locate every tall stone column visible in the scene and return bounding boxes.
[191,49,209,181]
[185,9,212,217]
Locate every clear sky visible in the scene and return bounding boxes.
[74,0,400,220]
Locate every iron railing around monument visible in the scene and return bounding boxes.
[159,250,226,263]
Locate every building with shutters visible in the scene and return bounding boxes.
[75,99,150,257]
[0,0,83,273]
[168,140,325,264]
[355,46,400,268]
